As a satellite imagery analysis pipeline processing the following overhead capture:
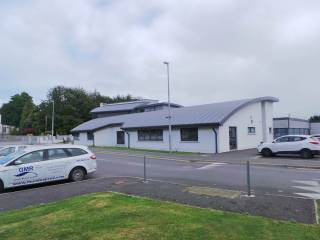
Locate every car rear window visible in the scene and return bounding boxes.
[66,148,88,157]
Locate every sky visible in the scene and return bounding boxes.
[0,0,319,118]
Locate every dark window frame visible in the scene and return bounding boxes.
[248,127,256,134]
[87,132,94,141]
[117,131,125,144]
[138,129,163,141]
[180,128,199,142]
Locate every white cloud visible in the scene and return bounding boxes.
[0,0,320,118]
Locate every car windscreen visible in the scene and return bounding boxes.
[0,151,26,165]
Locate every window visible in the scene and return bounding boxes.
[290,136,306,142]
[47,149,68,160]
[18,150,44,164]
[117,131,125,144]
[0,147,15,156]
[138,129,163,141]
[87,132,94,141]
[66,148,87,157]
[73,133,79,141]
[275,136,289,143]
[181,128,198,141]
[269,128,272,134]
[248,127,256,135]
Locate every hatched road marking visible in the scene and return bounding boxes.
[197,163,227,170]
[293,180,320,199]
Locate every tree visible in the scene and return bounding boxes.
[19,100,36,134]
[0,86,139,135]
[310,116,320,123]
[0,92,33,127]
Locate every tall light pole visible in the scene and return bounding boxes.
[163,61,172,153]
[51,100,55,143]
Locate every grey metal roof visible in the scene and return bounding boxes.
[90,100,182,113]
[90,100,154,113]
[71,96,278,132]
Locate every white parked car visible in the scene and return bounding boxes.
[257,135,320,159]
[0,145,97,192]
[311,134,320,141]
[0,145,29,157]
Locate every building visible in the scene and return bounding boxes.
[71,96,278,153]
[273,117,310,139]
[0,115,14,135]
[310,122,320,135]
[91,99,182,118]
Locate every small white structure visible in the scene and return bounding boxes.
[72,97,278,153]
[0,115,14,135]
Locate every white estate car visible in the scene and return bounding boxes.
[0,145,29,157]
[257,135,320,159]
[0,145,97,192]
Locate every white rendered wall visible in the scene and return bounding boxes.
[218,101,274,153]
[127,126,217,153]
[74,132,93,146]
[94,126,127,147]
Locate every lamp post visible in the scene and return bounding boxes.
[51,100,55,143]
[163,61,172,153]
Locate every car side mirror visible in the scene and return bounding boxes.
[14,160,23,165]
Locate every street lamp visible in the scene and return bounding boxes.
[163,61,172,153]
[51,100,55,143]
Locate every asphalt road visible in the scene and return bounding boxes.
[93,149,320,198]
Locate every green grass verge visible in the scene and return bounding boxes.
[1,192,320,240]
[93,146,203,155]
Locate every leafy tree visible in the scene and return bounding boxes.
[310,116,320,123]
[0,92,33,127]
[19,100,36,133]
[0,86,139,135]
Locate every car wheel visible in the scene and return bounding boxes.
[261,148,273,157]
[300,149,313,159]
[69,167,87,182]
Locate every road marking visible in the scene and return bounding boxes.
[197,163,227,170]
[292,180,320,199]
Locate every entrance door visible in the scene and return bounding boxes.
[229,127,237,150]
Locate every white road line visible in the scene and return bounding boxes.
[294,193,320,199]
[293,180,320,187]
[292,179,320,199]
[197,163,227,170]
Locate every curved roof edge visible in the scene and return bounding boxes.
[220,96,279,124]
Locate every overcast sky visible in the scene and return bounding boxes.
[0,0,319,118]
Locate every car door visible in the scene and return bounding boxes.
[3,150,46,188]
[42,148,72,180]
[272,136,291,153]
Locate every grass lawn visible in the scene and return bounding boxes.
[93,146,202,156]
[0,193,319,240]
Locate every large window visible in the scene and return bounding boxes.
[180,128,198,141]
[138,129,163,141]
[117,131,125,144]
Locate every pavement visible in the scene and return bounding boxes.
[0,176,316,224]
[92,147,320,169]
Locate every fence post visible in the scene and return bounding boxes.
[143,155,147,183]
[246,161,251,196]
